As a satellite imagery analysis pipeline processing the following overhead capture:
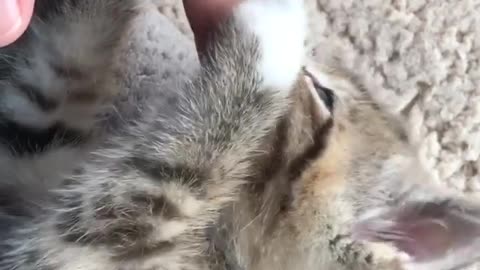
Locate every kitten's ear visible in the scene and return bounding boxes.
[352,197,480,269]
[284,70,335,143]
[288,68,335,130]
[275,71,336,181]
[301,68,335,120]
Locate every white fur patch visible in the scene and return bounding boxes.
[152,220,188,241]
[235,0,307,92]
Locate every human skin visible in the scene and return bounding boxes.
[0,0,35,47]
[183,0,242,53]
[0,0,241,49]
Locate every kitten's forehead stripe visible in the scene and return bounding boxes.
[288,118,334,182]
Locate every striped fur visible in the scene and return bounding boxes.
[0,0,303,269]
[2,1,480,270]
[0,0,141,210]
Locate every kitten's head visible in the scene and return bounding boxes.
[254,48,480,270]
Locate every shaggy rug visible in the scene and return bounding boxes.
[120,1,480,268]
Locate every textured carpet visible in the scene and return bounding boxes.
[122,1,480,268]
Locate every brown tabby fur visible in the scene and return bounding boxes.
[1,1,480,270]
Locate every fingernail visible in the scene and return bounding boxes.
[0,0,22,37]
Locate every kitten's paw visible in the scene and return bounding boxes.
[0,0,137,132]
[1,51,116,131]
[234,0,307,92]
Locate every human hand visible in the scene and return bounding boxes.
[0,0,35,47]
[183,0,241,53]
[1,0,240,48]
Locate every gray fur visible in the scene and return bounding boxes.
[0,0,291,269]
[2,1,480,270]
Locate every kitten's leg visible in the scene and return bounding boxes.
[0,1,307,270]
[0,0,138,155]
[0,0,139,205]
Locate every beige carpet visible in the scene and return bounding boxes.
[122,1,480,268]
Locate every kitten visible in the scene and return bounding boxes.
[1,0,480,270]
[0,0,138,209]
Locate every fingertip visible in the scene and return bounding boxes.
[183,0,242,54]
[0,0,34,47]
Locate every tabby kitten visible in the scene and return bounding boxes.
[1,0,480,270]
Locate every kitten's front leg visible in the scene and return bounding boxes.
[0,0,138,152]
[1,0,308,269]
[0,0,141,232]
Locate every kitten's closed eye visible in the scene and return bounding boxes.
[303,67,335,112]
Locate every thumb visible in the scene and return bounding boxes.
[183,0,241,54]
[0,0,35,47]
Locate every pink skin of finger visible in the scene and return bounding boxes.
[0,0,35,47]
[183,0,242,53]
[1,0,239,48]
